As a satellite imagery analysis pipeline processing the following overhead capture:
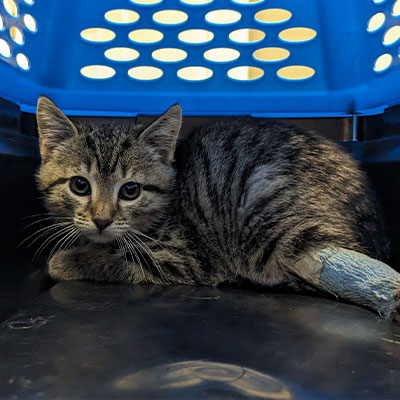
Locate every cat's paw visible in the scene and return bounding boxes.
[48,249,84,281]
[390,292,400,324]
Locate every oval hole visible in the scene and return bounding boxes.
[0,15,4,31]
[393,0,400,16]
[3,0,18,18]
[81,28,116,43]
[105,9,140,25]
[253,47,289,62]
[178,66,213,81]
[204,48,240,62]
[180,0,214,5]
[0,38,11,58]
[23,0,34,4]
[128,66,163,81]
[279,27,317,43]
[81,65,116,80]
[231,0,265,4]
[367,12,386,33]
[383,25,400,46]
[277,65,315,81]
[105,47,139,62]
[129,0,162,4]
[373,0,387,3]
[16,53,30,71]
[23,14,38,33]
[373,53,392,72]
[229,29,265,44]
[10,26,24,45]
[255,9,292,24]
[129,29,163,44]
[178,29,214,44]
[228,66,264,81]
[153,10,188,25]
[205,9,241,25]
[152,48,187,62]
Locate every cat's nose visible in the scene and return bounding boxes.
[93,218,113,232]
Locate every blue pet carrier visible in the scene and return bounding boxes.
[0,0,399,117]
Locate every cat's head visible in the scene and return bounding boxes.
[36,97,181,244]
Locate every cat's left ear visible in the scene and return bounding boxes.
[139,104,182,163]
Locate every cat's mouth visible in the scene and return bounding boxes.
[86,232,116,244]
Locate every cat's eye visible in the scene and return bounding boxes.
[119,182,141,201]
[70,176,91,196]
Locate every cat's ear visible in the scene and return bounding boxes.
[36,96,77,158]
[139,104,182,163]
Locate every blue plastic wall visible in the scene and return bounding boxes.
[0,0,400,117]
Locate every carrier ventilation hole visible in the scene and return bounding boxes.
[255,9,292,24]
[81,65,116,79]
[81,28,116,43]
[23,14,37,32]
[0,15,4,31]
[277,65,315,80]
[232,0,265,4]
[393,0,400,16]
[374,53,392,72]
[177,66,213,81]
[383,25,400,45]
[279,27,317,43]
[0,38,11,58]
[367,13,386,32]
[253,47,290,62]
[16,53,29,70]
[204,48,240,62]
[129,0,162,4]
[205,10,242,25]
[3,0,18,18]
[152,48,187,62]
[178,29,214,44]
[229,29,265,44]
[128,66,163,80]
[153,10,188,25]
[105,10,140,25]
[180,0,214,5]
[129,29,163,44]
[105,47,139,62]
[373,0,387,3]
[228,66,264,81]
[10,26,24,45]
[23,0,34,4]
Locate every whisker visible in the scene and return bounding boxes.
[33,225,75,263]
[47,227,80,262]
[22,216,71,231]
[122,235,146,281]
[21,212,63,220]
[17,221,72,249]
[126,232,165,282]
[130,228,174,259]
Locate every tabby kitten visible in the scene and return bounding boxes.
[36,96,388,290]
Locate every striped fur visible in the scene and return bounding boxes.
[36,97,389,289]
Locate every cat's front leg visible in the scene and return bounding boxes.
[48,245,141,283]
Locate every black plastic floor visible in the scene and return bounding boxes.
[1,282,400,399]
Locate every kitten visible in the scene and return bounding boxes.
[36,97,389,291]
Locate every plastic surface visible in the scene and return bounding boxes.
[1,282,400,399]
[0,0,400,117]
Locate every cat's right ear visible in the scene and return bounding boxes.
[36,96,77,159]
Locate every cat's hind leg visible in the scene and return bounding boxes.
[290,247,400,321]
